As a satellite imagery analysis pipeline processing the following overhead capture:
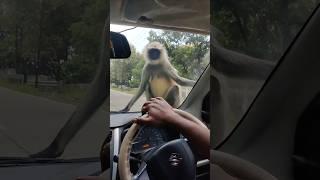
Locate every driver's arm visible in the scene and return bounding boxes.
[134,97,210,159]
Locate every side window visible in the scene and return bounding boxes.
[0,0,106,158]
[212,0,320,146]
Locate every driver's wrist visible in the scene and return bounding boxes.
[168,112,184,126]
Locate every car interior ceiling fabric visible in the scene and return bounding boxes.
[210,43,276,179]
[211,42,275,147]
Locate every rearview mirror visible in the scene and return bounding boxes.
[110,31,131,59]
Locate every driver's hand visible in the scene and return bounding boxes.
[134,97,177,127]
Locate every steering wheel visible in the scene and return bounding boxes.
[118,109,207,180]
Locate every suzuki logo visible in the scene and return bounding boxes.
[169,153,183,167]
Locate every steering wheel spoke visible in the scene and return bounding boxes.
[132,161,148,180]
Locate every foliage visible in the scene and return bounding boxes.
[0,0,106,83]
[110,30,209,88]
[61,57,96,83]
[111,45,145,88]
[148,30,209,79]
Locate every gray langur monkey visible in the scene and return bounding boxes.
[120,41,196,112]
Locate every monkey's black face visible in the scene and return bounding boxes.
[148,48,161,60]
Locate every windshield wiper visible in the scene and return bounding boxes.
[0,157,100,167]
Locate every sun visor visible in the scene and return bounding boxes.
[120,0,210,33]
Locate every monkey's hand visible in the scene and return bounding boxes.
[177,78,196,87]
[169,69,196,87]
[188,79,196,86]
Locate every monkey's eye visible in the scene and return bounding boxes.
[148,48,161,60]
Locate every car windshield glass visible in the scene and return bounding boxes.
[110,24,209,112]
[0,0,106,159]
[212,0,320,146]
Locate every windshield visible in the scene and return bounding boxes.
[0,0,106,159]
[212,0,320,146]
[110,24,209,112]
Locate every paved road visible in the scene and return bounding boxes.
[109,88,193,112]
[0,86,107,158]
[0,87,188,158]
[110,89,146,112]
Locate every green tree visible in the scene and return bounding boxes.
[110,45,144,88]
[128,46,145,88]
[147,30,209,79]
[0,0,106,84]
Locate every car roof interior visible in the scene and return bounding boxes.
[213,4,320,179]
[110,0,210,34]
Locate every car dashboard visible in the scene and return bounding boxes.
[109,112,209,180]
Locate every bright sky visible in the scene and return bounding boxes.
[110,24,160,53]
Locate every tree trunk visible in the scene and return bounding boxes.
[65,41,69,61]
[15,25,19,73]
[35,0,43,88]
[19,27,28,84]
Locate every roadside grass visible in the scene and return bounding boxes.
[0,79,190,112]
[0,79,87,106]
[111,87,138,95]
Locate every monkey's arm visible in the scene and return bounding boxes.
[167,68,196,86]
[120,70,149,112]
